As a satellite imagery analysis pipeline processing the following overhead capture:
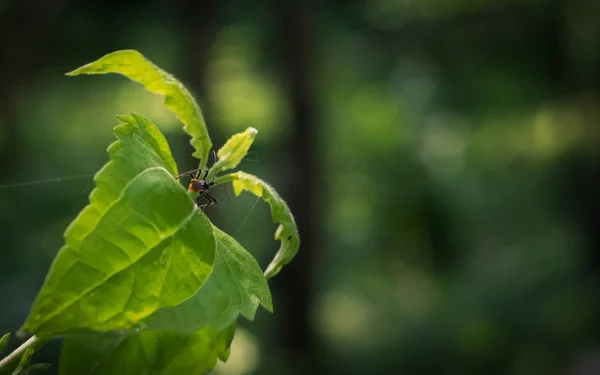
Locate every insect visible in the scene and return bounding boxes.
[176,167,218,211]
[175,151,224,211]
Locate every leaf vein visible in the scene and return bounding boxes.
[38,189,197,330]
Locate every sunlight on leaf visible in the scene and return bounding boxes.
[64,114,178,250]
[207,127,257,181]
[59,325,235,375]
[10,48,303,375]
[67,50,212,168]
[215,171,299,279]
[20,117,216,337]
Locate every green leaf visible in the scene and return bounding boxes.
[207,127,258,180]
[59,325,235,375]
[20,116,216,337]
[144,226,272,332]
[215,171,299,279]
[67,50,212,168]
[0,333,10,355]
[22,168,215,337]
[65,113,178,250]
[11,348,33,375]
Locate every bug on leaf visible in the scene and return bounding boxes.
[175,152,220,211]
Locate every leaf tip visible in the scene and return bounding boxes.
[115,114,132,123]
[262,299,274,313]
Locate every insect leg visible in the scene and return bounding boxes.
[205,193,218,205]
[194,192,208,207]
[199,193,218,212]
[176,168,202,179]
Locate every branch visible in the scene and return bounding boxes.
[0,336,47,374]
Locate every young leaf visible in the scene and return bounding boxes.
[215,171,299,279]
[207,127,257,180]
[0,333,10,356]
[66,50,212,168]
[20,116,216,337]
[11,348,34,375]
[21,168,216,337]
[58,325,235,375]
[143,226,272,332]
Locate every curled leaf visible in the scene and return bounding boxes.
[67,50,212,168]
[215,171,299,279]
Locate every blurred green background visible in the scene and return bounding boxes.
[1,0,600,374]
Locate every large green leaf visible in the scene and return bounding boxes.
[20,116,217,337]
[59,325,235,375]
[67,50,212,168]
[143,226,272,332]
[206,127,257,181]
[215,172,299,279]
[65,114,178,250]
[21,168,215,337]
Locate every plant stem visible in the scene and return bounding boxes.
[0,336,47,374]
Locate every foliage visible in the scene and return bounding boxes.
[66,50,212,169]
[59,325,235,375]
[0,50,299,374]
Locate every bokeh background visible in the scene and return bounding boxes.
[1,0,600,374]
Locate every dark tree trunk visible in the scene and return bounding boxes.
[178,0,219,169]
[271,0,320,373]
[553,0,600,349]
